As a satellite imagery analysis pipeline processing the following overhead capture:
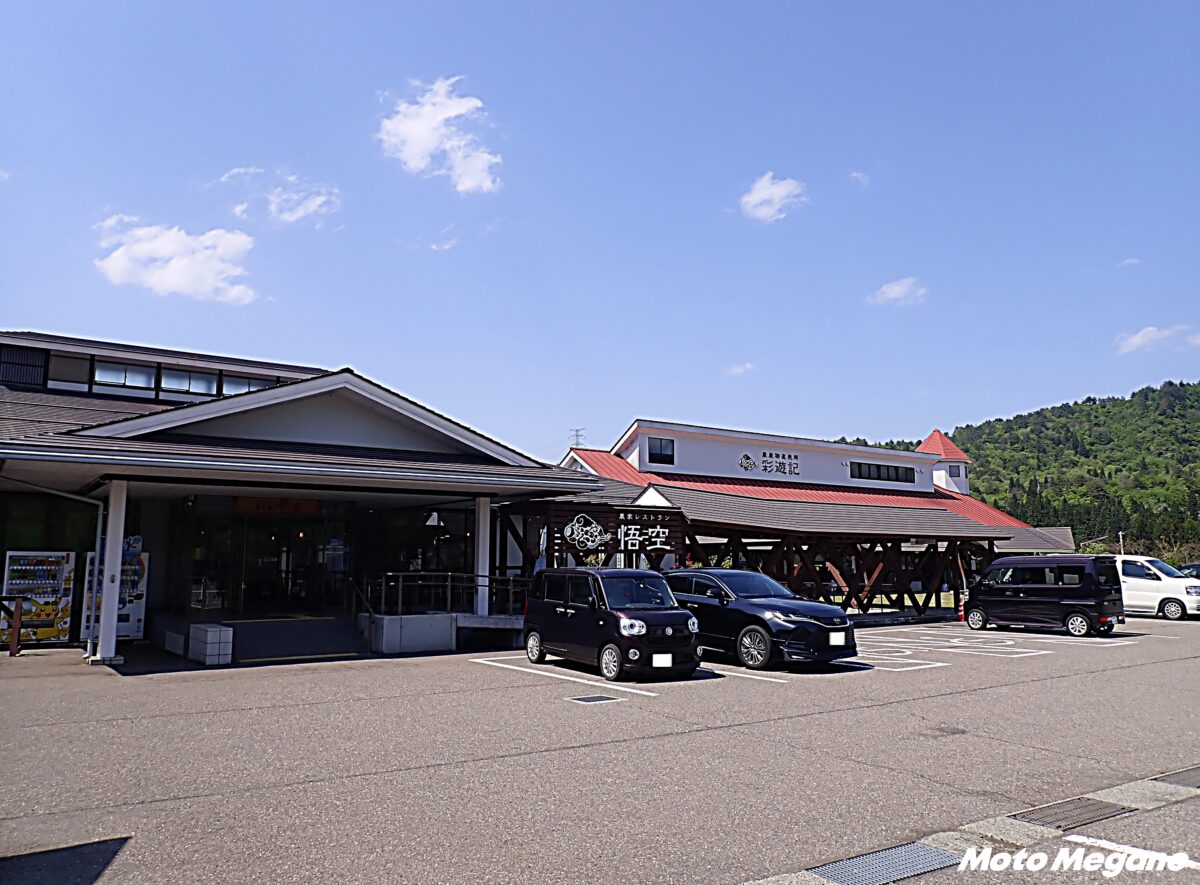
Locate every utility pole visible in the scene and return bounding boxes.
[1118,531,1125,555]
[568,427,586,447]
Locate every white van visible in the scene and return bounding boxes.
[1116,556,1200,621]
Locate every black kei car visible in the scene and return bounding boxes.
[665,569,857,669]
[965,555,1125,636]
[524,568,700,681]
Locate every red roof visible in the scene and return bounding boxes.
[567,447,1028,528]
[916,428,971,463]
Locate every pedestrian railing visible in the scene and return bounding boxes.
[356,572,530,617]
[0,595,27,656]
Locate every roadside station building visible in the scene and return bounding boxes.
[0,332,1072,664]
[0,332,597,663]
[550,420,1074,615]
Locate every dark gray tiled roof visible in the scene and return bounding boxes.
[532,476,649,506]
[0,433,601,492]
[647,483,1012,540]
[995,526,1075,552]
[1,331,325,375]
[0,385,170,439]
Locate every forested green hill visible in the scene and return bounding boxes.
[857,380,1200,561]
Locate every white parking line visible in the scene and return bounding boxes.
[699,664,790,683]
[469,658,659,696]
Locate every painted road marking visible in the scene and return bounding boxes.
[699,664,790,683]
[856,637,1053,658]
[470,658,659,696]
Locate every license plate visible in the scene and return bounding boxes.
[828,632,846,646]
[652,653,673,668]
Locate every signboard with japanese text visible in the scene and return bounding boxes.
[544,504,684,566]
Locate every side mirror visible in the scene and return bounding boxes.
[705,587,722,599]
[1147,572,1161,581]
[588,595,598,608]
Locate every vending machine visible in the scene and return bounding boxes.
[80,539,149,641]
[1,551,76,644]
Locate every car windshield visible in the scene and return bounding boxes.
[1148,559,1185,578]
[601,576,677,610]
[718,572,795,599]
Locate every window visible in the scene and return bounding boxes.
[94,361,155,390]
[1014,566,1056,585]
[222,375,274,396]
[850,462,916,483]
[948,465,961,478]
[1147,559,1185,578]
[529,575,545,601]
[600,575,677,609]
[543,574,567,604]
[568,575,595,607]
[0,346,47,386]
[665,574,693,596]
[1096,562,1120,587]
[161,369,218,396]
[988,567,1016,585]
[46,354,90,391]
[647,437,675,465]
[1059,566,1086,586]
[1122,561,1149,579]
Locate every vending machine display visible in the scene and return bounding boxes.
[81,548,149,641]
[1,551,76,644]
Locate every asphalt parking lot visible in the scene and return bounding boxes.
[1,617,1197,884]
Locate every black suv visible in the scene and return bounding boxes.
[966,555,1125,636]
[665,569,856,669]
[524,568,699,681]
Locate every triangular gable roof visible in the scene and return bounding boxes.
[73,369,542,468]
[916,428,971,463]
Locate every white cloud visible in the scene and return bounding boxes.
[95,217,257,305]
[232,201,249,219]
[95,213,141,231]
[867,276,928,307]
[429,237,458,252]
[1115,324,1187,355]
[739,172,807,222]
[1116,256,1141,267]
[0,169,9,183]
[1189,332,1200,348]
[212,166,264,186]
[377,76,502,194]
[850,171,870,189]
[725,362,755,377]
[267,175,341,224]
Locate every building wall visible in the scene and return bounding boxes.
[932,464,970,495]
[178,391,471,453]
[621,430,937,492]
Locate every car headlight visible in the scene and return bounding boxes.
[618,617,647,636]
[687,616,699,633]
[764,610,810,624]
[1186,586,1200,597]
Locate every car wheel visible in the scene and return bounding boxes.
[965,608,988,630]
[737,626,773,669]
[525,631,546,664]
[1065,613,1091,637]
[599,644,623,681]
[1161,599,1186,621]
[1096,623,1115,636]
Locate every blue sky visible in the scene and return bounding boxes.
[2,3,1197,461]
